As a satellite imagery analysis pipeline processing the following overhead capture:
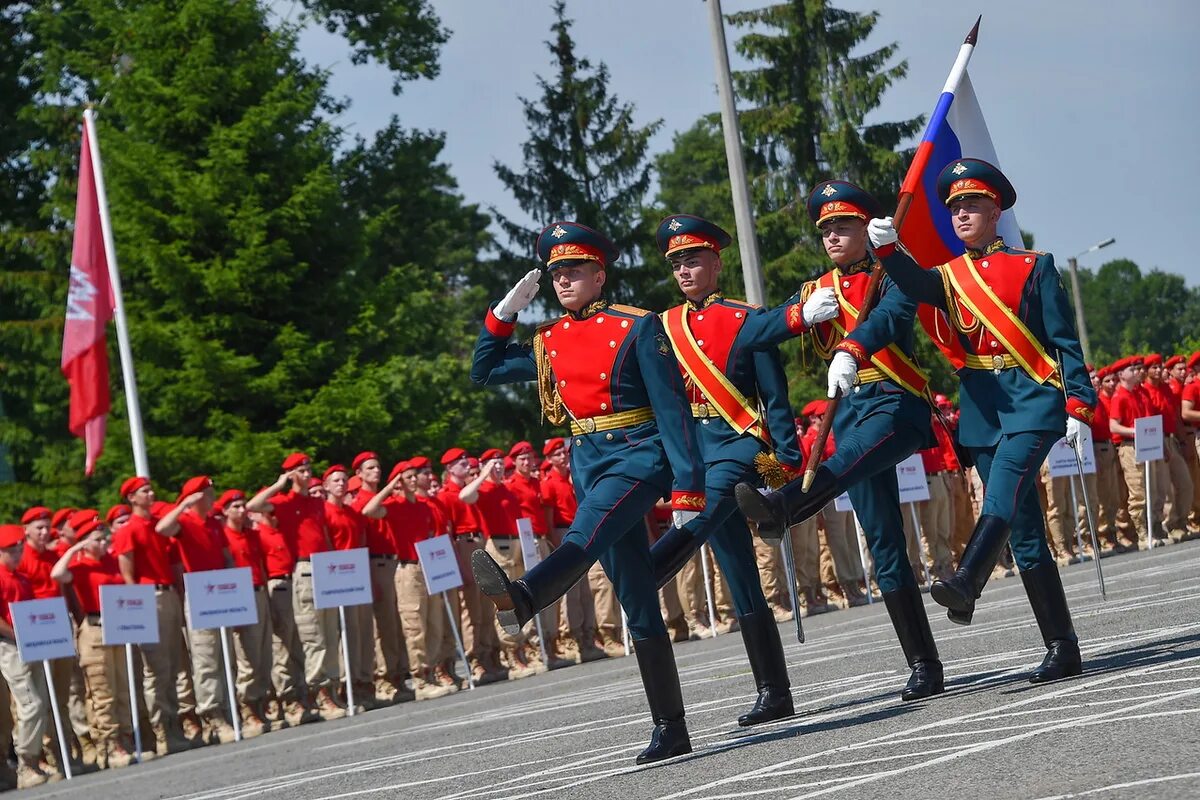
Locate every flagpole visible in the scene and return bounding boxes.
[83,108,149,477]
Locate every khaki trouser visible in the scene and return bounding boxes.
[789,517,821,593]
[484,538,530,648]
[435,588,459,664]
[753,537,784,607]
[396,562,445,677]
[589,561,620,636]
[1184,430,1200,528]
[1118,442,1165,546]
[183,593,228,718]
[140,587,183,731]
[452,538,500,670]
[293,562,340,690]
[822,504,865,599]
[551,529,597,643]
[1085,440,1121,540]
[901,476,951,579]
[46,646,88,746]
[347,602,375,688]
[0,639,50,763]
[369,558,407,687]
[0,672,12,760]
[267,577,304,701]
[659,575,684,625]
[949,471,975,558]
[77,619,132,747]
[1164,436,1194,533]
[1041,465,1077,558]
[65,644,91,745]
[232,590,272,708]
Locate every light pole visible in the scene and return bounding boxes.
[1066,237,1115,363]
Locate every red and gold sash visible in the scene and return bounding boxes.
[942,254,1062,388]
[809,270,929,396]
[662,305,767,441]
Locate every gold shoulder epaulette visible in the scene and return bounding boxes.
[723,297,760,310]
[609,304,650,317]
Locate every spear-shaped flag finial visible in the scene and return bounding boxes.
[966,15,982,45]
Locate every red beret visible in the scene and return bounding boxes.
[105,505,130,524]
[281,452,310,470]
[20,506,51,525]
[0,525,25,548]
[801,400,820,417]
[440,447,468,466]
[1085,363,1094,373]
[322,464,348,481]
[408,456,431,470]
[508,441,535,458]
[467,457,480,468]
[540,459,551,472]
[308,477,323,489]
[68,509,99,531]
[479,448,504,462]
[74,518,104,539]
[1144,353,1163,367]
[542,437,566,456]
[352,451,379,471]
[1189,352,1200,371]
[214,489,245,513]
[347,476,363,493]
[388,461,410,482]
[1165,355,1183,369]
[52,508,77,529]
[120,476,150,499]
[1129,354,1144,366]
[179,475,213,500]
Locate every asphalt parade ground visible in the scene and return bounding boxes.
[30,541,1200,800]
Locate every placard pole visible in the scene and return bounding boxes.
[699,544,718,638]
[338,606,355,716]
[621,609,630,656]
[218,628,242,741]
[125,644,143,763]
[44,661,72,779]
[854,514,874,605]
[1145,461,1154,550]
[441,592,473,690]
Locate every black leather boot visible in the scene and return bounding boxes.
[930,515,1010,625]
[471,542,593,635]
[736,610,794,726]
[632,635,692,764]
[882,585,944,701]
[652,527,703,590]
[1021,562,1083,683]
[735,466,839,543]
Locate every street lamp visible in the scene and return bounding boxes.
[1066,237,1116,363]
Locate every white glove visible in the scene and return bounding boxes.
[868,216,898,249]
[827,351,858,398]
[1065,416,1084,448]
[494,268,542,321]
[672,510,700,529]
[802,287,839,327]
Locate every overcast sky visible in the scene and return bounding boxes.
[286,0,1199,287]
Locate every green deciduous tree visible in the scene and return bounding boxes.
[1076,259,1200,364]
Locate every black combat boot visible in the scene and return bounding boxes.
[736,610,795,726]
[930,515,1010,625]
[735,466,840,543]
[882,585,945,701]
[632,635,692,764]
[471,542,593,635]
[1021,562,1083,683]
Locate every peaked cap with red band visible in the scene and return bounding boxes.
[655,215,732,258]
[937,158,1017,210]
[536,221,620,271]
[807,180,883,227]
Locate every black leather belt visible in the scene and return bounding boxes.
[85,613,102,625]
[253,586,265,593]
[455,532,482,541]
[370,553,397,560]
[399,559,417,565]
[269,574,291,582]
[296,557,311,563]
[154,583,174,592]
[489,533,519,540]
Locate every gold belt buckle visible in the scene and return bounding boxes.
[991,355,1005,373]
[581,417,597,434]
[696,403,710,418]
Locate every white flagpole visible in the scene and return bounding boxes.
[83,108,149,477]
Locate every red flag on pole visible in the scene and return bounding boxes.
[61,123,114,475]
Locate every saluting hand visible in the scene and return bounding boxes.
[495,269,542,321]
[802,287,839,327]
[868,216,898,249]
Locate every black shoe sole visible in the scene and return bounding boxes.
[635,743,692,765]
[470,551,523,636]
[1029,662,1083,684]
[737,703,796,727]
[930,580,974,614]
[735,483,783,543]
[901,682,945,701]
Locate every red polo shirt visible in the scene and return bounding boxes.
[439,480,484,536]
[224,525,267,587]
[540,468,577,528]
[382,497,435,561]
[269,492,330,559]
[0,565,32,628]
[505,472,549,536]
[111,514,175,586]
[1146,382,1178,435]
[418,494,452,537]
[16,543,60,599]
[174,510,228,573]
[349,490,398,555]
[1089,392,1111,443]
[255,521,294,579]
[67,554,123,614]
[1108,385,1145,443]
[476,481,519,539]
[325,502,367,551]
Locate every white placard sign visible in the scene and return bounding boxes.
[1135,415,1164,463]
[99,584,160,646]
[11,597,76,662]
[415,534,464,595]
[1047,426,1096,478]
[833,492,853,513]
[183,568,257,630]
[311,548,372,610]
[895,453,931,503]
[516,518,541,568]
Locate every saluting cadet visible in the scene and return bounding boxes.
[469,221,706,763]
[866,158,1096,682]
[737,181,946,701]
[648,214,839,724]
[1144,353,1192,540]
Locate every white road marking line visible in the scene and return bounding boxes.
[1031,770,1200,799]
